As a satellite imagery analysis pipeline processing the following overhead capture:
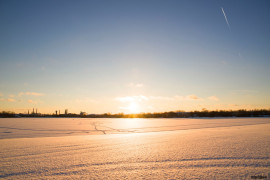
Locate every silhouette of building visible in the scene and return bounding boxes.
[65,109,68,115]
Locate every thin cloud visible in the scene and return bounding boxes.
[228,104,239,107]
[208,96,219,101]
[19,92,45,97]
[0,98,16,102]
[27,99,34,103]
[27,99,38,104]
[149,96,174,101]
[7,98,16,102]
[74,98,97,104]
[186,95,201,100]
[116,94,205,104]
[127,83,144,88]
[115,95,148,102]
[221,7,231,31]
[135,84,143,88]
[176,95,202,101]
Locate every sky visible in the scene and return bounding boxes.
[0,0,270,114]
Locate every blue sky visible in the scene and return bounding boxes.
[0,0,270,114]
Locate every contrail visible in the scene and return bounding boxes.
[221,7,231,31]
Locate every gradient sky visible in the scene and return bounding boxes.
[0,0,270,114]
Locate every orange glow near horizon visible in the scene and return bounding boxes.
[127,102,141,114]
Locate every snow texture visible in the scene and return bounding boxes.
[0,118,270,179]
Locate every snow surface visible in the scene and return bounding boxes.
[0,118,270,179]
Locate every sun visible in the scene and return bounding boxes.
[127,102,140,114]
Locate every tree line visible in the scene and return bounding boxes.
[1,109,270,118]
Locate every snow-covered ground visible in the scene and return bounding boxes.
[0,118,270,179]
